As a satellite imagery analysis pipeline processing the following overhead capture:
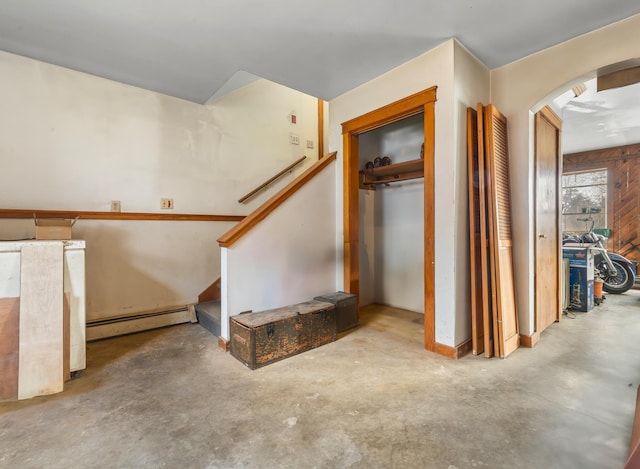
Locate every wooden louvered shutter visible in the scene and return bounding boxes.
[467,107,493,356]
[484,104,520,358]
[466,108,484,355]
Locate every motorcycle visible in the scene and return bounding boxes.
[562,216,636,294]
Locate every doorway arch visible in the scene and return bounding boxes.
[490,13,640,338]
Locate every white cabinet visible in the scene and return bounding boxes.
[0,240,86,400]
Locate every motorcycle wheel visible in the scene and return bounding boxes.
[599,259,635,294]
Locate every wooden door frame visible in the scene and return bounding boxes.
[532,105,562,345]
[341,87,437,352]
[317,98,325,159]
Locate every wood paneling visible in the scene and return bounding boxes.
[564,143,640,265]
[0,208,244,222]
[598,65,640,92]
[198,277,221,303]
[18,243,64,399]
[0,297,20,400]
[218,152,337,247]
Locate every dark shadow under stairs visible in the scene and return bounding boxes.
[196,277,222,337]
[195,300,221,337]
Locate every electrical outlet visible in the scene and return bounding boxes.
[160,198,174,210]
[306,140,314,149]
[110,200,121,212]
[290,134,300,145]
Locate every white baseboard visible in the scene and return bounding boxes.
[86,306,192,341]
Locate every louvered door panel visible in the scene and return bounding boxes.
[484,105,520,358]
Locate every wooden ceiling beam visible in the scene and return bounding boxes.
[597,66,640,92]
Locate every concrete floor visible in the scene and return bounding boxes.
[2,292,640,469]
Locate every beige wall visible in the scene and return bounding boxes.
[358,114,425,312]
[330,40,478,347]
[0,50,319,321]
[491,13,640,336]
[221,162,337,340]
[3,10,638,344]
[332,13,640,346]
[452,41,491,345]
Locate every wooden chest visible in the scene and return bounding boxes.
[314,291,358,333]
[230,300,336,369]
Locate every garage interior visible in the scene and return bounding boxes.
[2,294,640,468]
[2,4,640,468]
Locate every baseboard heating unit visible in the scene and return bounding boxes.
[86,305,196,341]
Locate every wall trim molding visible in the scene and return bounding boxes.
[0,208,244,223]
[317,98,325,159]
[520,332,540,348]
[433,338,473,359]
[218,337,230,352]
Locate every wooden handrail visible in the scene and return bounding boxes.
[238,156,307,203]
[218,152,337,248]
[0,208,244,222]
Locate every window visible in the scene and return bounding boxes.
[562,169,607,232]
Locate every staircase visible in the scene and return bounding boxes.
[195,278,221,337]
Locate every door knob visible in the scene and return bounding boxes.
[539,234,546,239]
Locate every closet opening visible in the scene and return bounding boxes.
[341,87,436,351]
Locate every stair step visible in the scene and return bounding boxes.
[195,300,221,337]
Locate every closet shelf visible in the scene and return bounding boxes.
[359,158,424,190]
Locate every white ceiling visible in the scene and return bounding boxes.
[552,78,640,154]
[1,1,640,103]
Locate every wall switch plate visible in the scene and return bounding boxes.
[160,198,173,210]
[110,200,121,212]
[290,134,300,145]
[306,140,314,149]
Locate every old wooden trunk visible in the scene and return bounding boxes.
[314,291,358,333]
[230,300,336,369]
